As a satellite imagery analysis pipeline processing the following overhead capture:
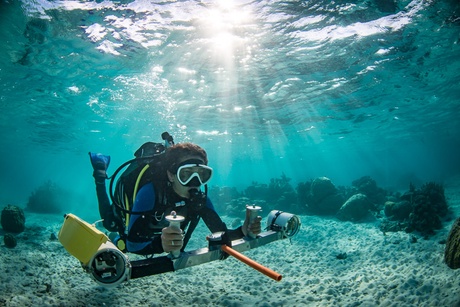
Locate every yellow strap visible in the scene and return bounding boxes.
[124,164,150,228]
[124,193,130,228]
[133,164,150,203]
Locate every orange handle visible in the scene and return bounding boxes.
[221,245,282,281]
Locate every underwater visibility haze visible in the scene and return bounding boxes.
[0,0,459,216]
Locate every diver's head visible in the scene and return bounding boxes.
[165,143,213,198]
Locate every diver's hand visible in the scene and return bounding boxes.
[242,212,262,237]
[161,226,184,253]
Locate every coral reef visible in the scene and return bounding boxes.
[209,176,449,236]
[304,177,344,215]
[351,176,387,210]
[311,177,337,202]
[224,197,251,217]
[26,180,69,214]
[296,181,312,206]
[243,174,300,213]
[1,205,25,233]
[381,182,449,236]
[406,182,448,234]
[267,174,299,213]
[3,233,17,248]
[336,193,373,222]
[384,201,412,221]
[208,186,242,214]
[445,217,460,269]
[243,182,269,201]
[227,198,267,218]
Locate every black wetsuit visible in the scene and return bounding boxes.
[96,181,244,255]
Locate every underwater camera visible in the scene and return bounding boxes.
[58,214,131,287]
[266,210,301,237]
[58,209,301,287]
[88,241,131,287]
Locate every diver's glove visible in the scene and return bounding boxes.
[88,152,110,183]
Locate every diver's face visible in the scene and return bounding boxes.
[167,155,204,198]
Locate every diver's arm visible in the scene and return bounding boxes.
[94,181,117,231]
[126,235,164,256]
[200,198,245,241]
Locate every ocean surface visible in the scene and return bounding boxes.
[0,0,459,217]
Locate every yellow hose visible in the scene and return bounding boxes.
[124,194,129,227]
[133,164,150,202]
[124,164,150,228]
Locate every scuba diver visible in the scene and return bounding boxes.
[90,141,262,256]
[58,134,300,286]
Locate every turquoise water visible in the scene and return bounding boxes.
[0,0,459,216]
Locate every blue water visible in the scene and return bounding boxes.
[1,0,459,217]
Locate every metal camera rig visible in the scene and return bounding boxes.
[59,209,301,287]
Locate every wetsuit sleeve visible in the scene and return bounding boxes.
[200,197,244,241]
[126,183,164,255]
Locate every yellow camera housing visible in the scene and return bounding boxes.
[58,214,108,266]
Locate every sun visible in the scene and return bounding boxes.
[198,0,253,60]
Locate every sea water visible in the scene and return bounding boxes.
[0,0,459,212]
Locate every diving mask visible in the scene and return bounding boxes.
[176,163,213,186]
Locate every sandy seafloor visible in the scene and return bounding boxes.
[1,177,460,307]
